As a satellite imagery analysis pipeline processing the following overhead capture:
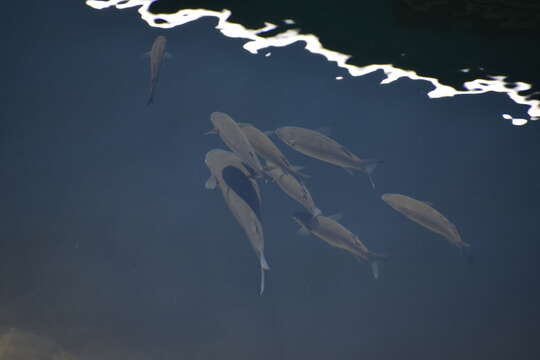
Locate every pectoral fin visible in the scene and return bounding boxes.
[205,175,217,190]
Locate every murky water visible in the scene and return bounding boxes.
[1,1,539,359]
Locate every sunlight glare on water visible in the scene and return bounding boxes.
[85,0,539,125]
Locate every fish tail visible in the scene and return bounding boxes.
[260,264,265,296]
[370,260,380,280]
[260,255,270,296]
[361,159,383,188]
[368,252,388,280]
[146,89,154,106]
[147,79,157,106]
[260,254,270,271]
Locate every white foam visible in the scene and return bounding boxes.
[85,0,539,125]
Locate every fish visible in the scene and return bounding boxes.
[275,126,381,188]
[207,112,266,178]
[265,160,321,217]
[205,149,269,294]
[146,35,168,105]
[204,149,261,205]
[292,212,385,279]
[381,193,470,250]
[238,122,307,178]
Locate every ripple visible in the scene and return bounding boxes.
[86,0,539,125]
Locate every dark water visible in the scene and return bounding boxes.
[1,1,539,359]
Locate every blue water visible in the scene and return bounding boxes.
[0,1,539,359]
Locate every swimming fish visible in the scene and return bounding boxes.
[265,160,321,217]
[381,193,469,250]
[205,149,269,294]
[145,35,168,105]
[238,122,307,178]
[207,112,266,178]
[275,126,381,188]
[292,212,385,279]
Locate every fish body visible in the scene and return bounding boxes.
[292,212,384,278]
[381,193,469,249]
[205,149,261,204]
[238,123,301,177]
[275,126,381,187]
[265,160,321,217]
[205,149,269,294]
[209,113,265,177]
[147,35,167,105]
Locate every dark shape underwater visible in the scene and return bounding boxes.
[222,165,262,222]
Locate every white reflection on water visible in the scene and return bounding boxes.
[86,0,539,125]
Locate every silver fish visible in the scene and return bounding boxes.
[205,149,261,205]
[207,112,265,178]
[275,126,381,188]
[381,193,469,249]
[292,212,385,279]
[265,160,321,217]
[238,122,306,178]
[205,149,269,295]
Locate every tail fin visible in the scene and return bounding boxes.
[361,159,383,189]
[260,254,270,271]
[146,87,155,106]
[260,255,270,296]
[370,260,380,280]
[368,252,388,280]
[147,79,157,106]
[260,265,265,296]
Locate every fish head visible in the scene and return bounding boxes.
[204,149,236,170]
[275,127,294,143]
[210,112,233,130]
[381,193,396,204]
[382,193,405,204]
